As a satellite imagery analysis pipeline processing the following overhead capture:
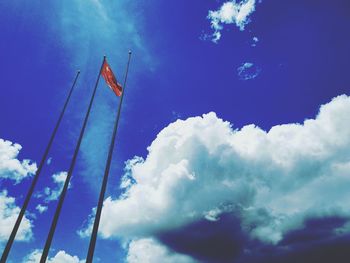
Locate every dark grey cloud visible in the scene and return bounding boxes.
[157,216,350,263]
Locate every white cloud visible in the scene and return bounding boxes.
[0,139,37,183]
[45,172,68,202]
[81,95,350,245]
[23,249,84,263]
[251,36,259,47]
[0,190,33,242]
[35,204,48,214]
[237,62,261,80]
[207,0,257,42]
[35,171,68,203]
[127,238,197,263]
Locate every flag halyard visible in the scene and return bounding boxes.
[101,60,123,96]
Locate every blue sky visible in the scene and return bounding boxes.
[0,0,350,262]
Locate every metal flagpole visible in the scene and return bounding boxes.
[0,71,80,263]
[86,51,132,263]
[40,57,106,263]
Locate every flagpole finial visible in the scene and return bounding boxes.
[77,70,80,74]
[103,55,107,59]
[128,50,132,55]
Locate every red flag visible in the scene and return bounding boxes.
[101,60,123,97]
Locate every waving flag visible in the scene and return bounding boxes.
[101,60,123,96]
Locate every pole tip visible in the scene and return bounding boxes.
[77,70,80,74]
[103,55,107,59]
[128,50,132,55]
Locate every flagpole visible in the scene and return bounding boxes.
[86,51,132,263]
[40,57,106,263]
[0,70,80,263]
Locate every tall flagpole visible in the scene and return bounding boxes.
[86,51,132,263]
[0,71,80,263]
[40,57,106,263]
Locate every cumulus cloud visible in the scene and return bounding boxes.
[0,138,37,183]
[237,62,261,80]
[23,249,84,263]
[207,0,257,42]
[127,238,197,263]
[0,190,33,242]
[80,95,350,257]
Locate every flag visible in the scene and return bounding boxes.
[101,60,123,96]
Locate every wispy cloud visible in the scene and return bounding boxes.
[50,0,154,191]
[237,62,261,80]
[56,0,153,71]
